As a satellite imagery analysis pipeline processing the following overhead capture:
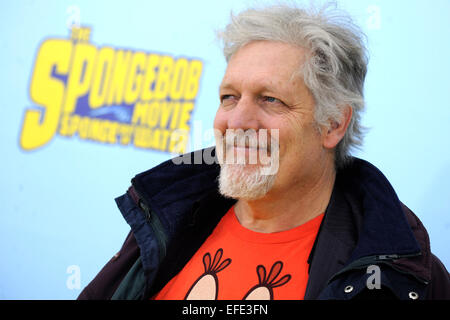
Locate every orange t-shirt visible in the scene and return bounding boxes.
[154,206,324,300]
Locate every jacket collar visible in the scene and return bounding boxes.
[335,157,421,261]
[304,158,423,298]
[131,148,222,240]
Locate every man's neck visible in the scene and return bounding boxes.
[233,162,336,233]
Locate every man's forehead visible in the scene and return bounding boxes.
[219,76,294,93]
[219,65,303,93]
[220,41,306,89]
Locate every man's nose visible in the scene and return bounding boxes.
[226,96,260,130]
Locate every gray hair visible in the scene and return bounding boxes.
[217,3,368,168]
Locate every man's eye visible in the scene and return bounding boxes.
[220,95,237,106]
[220,94,232,101]
[265,96,277,103]
[262,96,284,105]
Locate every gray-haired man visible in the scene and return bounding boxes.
[79,4,449,300]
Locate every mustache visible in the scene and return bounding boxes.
[218,129,278,150]
[226,140,268,149]
[214,129,280,172]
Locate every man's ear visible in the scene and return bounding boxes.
[322,105,352,149]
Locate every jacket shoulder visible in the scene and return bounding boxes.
[77,231,140,300]
[428,254,450,299]
[400,203,450,299]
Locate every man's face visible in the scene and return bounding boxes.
[214,40,328,199]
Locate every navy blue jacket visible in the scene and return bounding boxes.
[78,148,450,300]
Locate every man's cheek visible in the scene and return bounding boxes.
[213,128,225,164]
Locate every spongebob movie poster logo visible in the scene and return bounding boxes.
[19,26,203,154]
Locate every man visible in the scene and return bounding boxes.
[78,4,449,300]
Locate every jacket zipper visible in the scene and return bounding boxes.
[328,252,428,285]
[132,189,168,263]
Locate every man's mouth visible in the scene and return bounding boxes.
[222,140,273,165]
[215,128,279,168]
[226,142,271,154]
[225,136,271,150]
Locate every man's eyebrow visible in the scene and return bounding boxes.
[219,81,282,94]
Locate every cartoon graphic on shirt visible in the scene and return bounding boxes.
[184,247,292,300]
[243,261,291,300]
[184,248,232,300]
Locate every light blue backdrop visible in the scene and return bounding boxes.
[1,0,449,299]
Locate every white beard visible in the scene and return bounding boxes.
[218,163,276,200]
[215,128,279,200]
